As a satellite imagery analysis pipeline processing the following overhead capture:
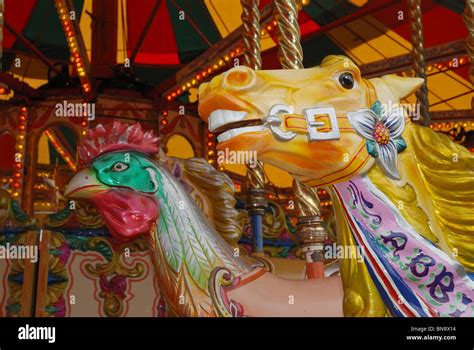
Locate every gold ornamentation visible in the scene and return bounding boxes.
[83,237,148,317]
[407,0,430,124]
[245,161,265,190]
[3,232,34,316]
[293,180,320,218]
[261,200,287,239]
[84,237,147,278]
[44,232,69,311]
[0,189,36,228]
[75,201,104,228]
[245,163,268,216]
[43,199,104,228]
[43,233,148,317]
[208,267,237,317]
[293,180,327,266]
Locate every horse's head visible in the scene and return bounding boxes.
[65,122,160,241]
[198,55,423,185]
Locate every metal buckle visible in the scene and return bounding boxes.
[304,107,340,141]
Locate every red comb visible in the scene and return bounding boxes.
[79,122,160,166]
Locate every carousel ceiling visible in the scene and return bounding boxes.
[1,0,472,188]
[3,1,471,96]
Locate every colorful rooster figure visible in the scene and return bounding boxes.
[65,122,344,317]
[198,55,474,317]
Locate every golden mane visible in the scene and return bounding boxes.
[157,152,243,248]
[181,158,243,247]
[369,122,474,272]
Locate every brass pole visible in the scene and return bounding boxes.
[245,162,267,254]
[293,180,327,279]
[464,0,474,110]
[241,0,267,254]
[407,0,430,125]
[273,0,327,279]
[273,0,303,69]
[241,0,262,70]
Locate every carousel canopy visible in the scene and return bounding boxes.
[1,0,472,188]
[3,1,471,92]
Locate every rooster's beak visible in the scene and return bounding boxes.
[65,168,109,198]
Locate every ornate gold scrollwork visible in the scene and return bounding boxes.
[43,199,103,229]
[208,267,237,317]
[84,237,147,277]
[43,232,149,317]
[3,232,33,316]
[83,237,148,317]
[74,201,104,228]
[0,189,36,228]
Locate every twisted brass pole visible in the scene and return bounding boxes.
[464,0,474,110]
[273,0,326,279]
[245,162,267,253]
[293,180,327,278]
[407,0,430,125]
[294,180,321,217]
[241,0,262,70]
[241,0,267,254]
[273,0,303,69]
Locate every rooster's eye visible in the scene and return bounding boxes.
[112,162,129,172]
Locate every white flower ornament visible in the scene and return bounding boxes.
[347,100,407,180]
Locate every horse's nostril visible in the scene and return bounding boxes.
[227,71,250,86]
[222,66,256,90]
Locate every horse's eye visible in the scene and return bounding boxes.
[339,72,355,89]
[112,162,129,172]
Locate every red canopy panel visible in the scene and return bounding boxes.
[299,10,320,36]
[0,133,15,171]
[373,0,468,48]
[3,0,37,49]
[127,0,180,65]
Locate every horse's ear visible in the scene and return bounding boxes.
[369,75,424,102]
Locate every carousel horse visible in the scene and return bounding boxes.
[198,55,474,317]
